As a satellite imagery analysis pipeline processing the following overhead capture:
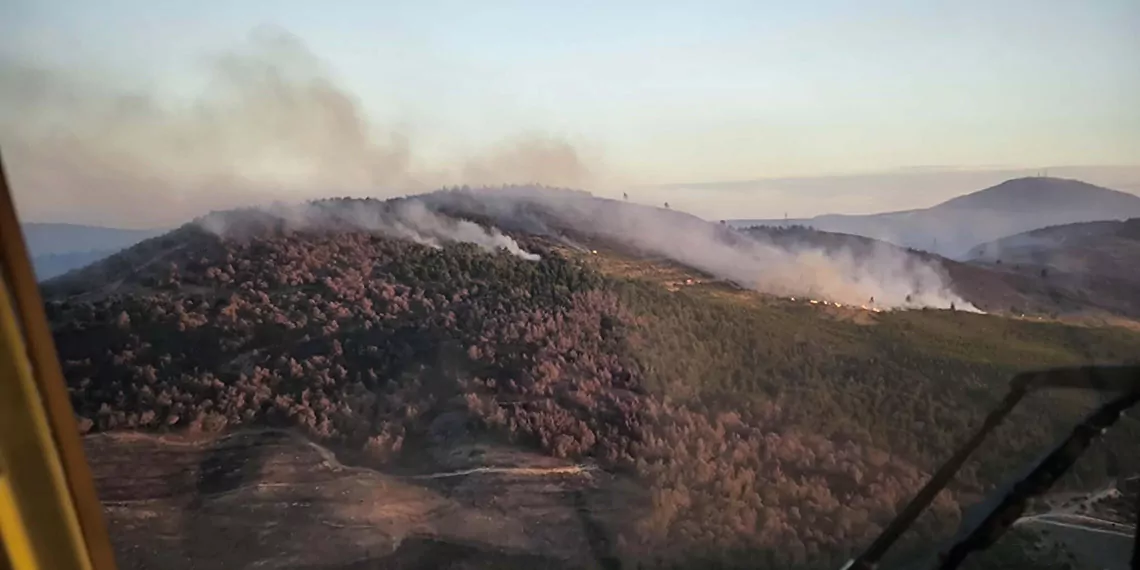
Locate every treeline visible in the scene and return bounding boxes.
[45,217,1136,568]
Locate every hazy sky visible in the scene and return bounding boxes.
[2,0,1139,226]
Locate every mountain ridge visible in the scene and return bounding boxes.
[936,177,1140,212]
[21,222,167,255]
[729,177,1140,258]
[22,222,168,280]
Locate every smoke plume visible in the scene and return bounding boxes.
[196,198,540,261]
[0,27,605,228]
[420,186,977,310]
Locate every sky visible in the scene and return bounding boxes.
[1,0,1139,226]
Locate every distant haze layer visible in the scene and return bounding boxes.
[2,5,1139,227]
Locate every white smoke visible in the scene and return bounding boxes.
[195,198,541,261]
[194,186,976,309]
[393,201,541,261]
[420,186,978,310]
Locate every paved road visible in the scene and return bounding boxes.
[1015,512,1135,570]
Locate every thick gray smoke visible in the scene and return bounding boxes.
[196,199,540,261]
[0,27,604,228]
[421,186,978,310]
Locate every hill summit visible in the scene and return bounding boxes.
[935,177,1140,213]
[731,177,1140,257]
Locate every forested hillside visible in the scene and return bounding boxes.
[44,199,1140,569]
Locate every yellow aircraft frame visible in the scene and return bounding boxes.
[0,152,118,570]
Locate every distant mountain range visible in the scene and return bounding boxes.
[730,177,1140,258]
[21,223,166,255]
[23,176,1140,283]
[20,223,165,280]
